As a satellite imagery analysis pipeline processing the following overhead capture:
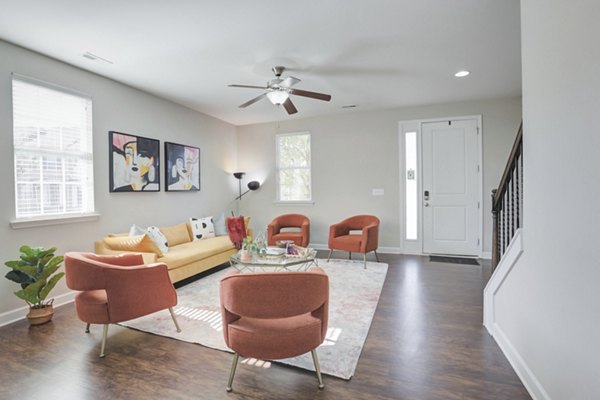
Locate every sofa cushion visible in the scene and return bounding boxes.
[228,313,322,360]
[272,232,304,245]
[330,234,362,252]
[161,222,191,246]
[107,232,128,238]
[103,234,163,256]
[158,236,235,269]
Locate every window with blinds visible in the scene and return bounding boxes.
[276,132,312,202]
[12,75,94,219]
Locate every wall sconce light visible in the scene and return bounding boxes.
[233,172,260,200]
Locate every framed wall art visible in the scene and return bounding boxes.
[165,141,200,192]
[109,131,160,192]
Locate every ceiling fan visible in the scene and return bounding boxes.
[228,66,332,115]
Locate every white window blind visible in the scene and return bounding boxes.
[12,75,94,219]
[276,132,312,201]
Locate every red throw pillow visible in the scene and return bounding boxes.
[226,216,246,249]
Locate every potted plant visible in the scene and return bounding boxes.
[4,245,65,325]
[240,236,257,261]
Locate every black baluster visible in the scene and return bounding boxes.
[515,154,520,229]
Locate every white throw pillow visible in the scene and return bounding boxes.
[190,216,215,241]
[146,226,169,254]
[128,224,146,236]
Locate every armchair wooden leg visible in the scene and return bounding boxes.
[363,253,367,269]
[311,349,325,389]
[99,324,109,358]
[374,250,380,262]
[168,307,182,332]
[327,249,333,262]
[349,252,352,260]
[85,323,90,333]
[226,352,240,392]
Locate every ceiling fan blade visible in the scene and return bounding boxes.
[280,76,301,88]
[289,89,332,102]
[282,98,298,115]
[239,93,267,108]
[228,84,268,89]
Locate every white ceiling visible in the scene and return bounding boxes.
[0,0,521,126]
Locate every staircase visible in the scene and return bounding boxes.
[484,123,523,333]
[491,123,523,271]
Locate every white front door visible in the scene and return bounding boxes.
[422,119,480,256]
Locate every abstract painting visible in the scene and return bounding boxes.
[109,131,160,192]
[165,142,200,191]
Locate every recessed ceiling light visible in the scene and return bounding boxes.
[454,70,470,78]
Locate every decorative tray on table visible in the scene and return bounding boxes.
[263,247,286,258]
[284,245,312,258]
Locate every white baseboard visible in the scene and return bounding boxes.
[0,290,76,327]
[309,243,401,254]
[493,324,551,400]
[376,246,401,254]
[481,251,492,260]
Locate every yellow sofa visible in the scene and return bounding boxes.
[95,222,240,283]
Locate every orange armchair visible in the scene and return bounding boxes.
[267,213,310,247]
[327,215,380,269]
[64,252,181,357]
[220,267,329,391]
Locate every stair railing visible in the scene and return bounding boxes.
[491,122,523,270]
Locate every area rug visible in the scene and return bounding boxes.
[430,255,480,265]
[120,258,388,380]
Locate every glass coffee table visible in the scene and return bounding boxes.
[229,249,318,273]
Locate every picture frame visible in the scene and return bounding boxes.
[109,131,160,192]
[164,141,200,192]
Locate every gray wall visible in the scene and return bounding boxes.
[0,40,237,317]
[236,97,522,252]
[494,1,600,398]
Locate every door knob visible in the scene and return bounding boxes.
[424,202,430,207]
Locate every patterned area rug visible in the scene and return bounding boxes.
[120,258,388,380]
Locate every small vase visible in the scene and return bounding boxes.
[240,249,253,261]
[27,305,54,326]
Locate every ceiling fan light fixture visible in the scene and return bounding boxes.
[266,90,289,105]
[230,66,331,114]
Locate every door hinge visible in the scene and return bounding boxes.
[477,164,480,172]
[477,238,480,246]
[478,201,480,209]
[477,127,480,135]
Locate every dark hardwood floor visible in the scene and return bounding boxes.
[0,253,531,400]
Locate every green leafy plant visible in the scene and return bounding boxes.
[4,246,65,309]
[242,236,258,253]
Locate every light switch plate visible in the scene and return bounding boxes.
[372,188,384,196]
